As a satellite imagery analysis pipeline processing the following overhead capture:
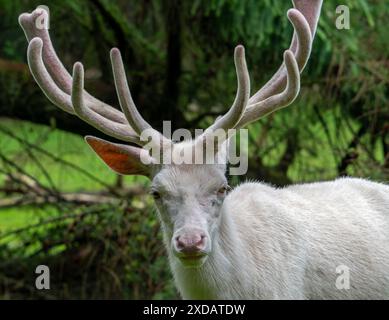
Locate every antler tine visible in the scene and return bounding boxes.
[203,45,250,133]
[18,7,127,124]
[110,48,170,146]
[293,0,323,37]
[110,49,151,134]
[71,62,142,144]
[28,37,139,144]
[27,38,74,114]
[236,50,300,128]
[248,0,322,105]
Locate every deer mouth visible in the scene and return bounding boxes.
[179,253,207,260]
[176,252,208,267]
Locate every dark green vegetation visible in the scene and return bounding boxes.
[0,0,388,299]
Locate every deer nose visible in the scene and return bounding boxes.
[174,232,206,254]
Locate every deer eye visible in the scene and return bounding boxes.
[217,185,230,196]
[150,190,161,200]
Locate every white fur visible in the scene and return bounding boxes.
[151,159,389,299]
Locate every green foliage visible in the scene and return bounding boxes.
[0,202,177,299]
[0,121,173,299]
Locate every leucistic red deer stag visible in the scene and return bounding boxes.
[19,0,389,299]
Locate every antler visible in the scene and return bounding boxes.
[18,7,251,150]
[204,45,250,133]
[19,1,322,154]
[236,0,323,128]
[200,0,322,135]
[19,8,166,146]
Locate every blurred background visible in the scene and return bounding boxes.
[0,0,387,299]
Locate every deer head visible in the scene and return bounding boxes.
[19,0,322,268]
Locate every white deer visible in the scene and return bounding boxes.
[19,0,389,299]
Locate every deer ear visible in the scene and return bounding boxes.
[85,136,152,176]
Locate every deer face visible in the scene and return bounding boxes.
[151,163,228,267]
[85,136,229,268]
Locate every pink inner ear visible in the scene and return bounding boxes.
[86,137,148,176]
[101,149,143,175]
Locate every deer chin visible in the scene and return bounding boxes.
[174,252,209,268]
